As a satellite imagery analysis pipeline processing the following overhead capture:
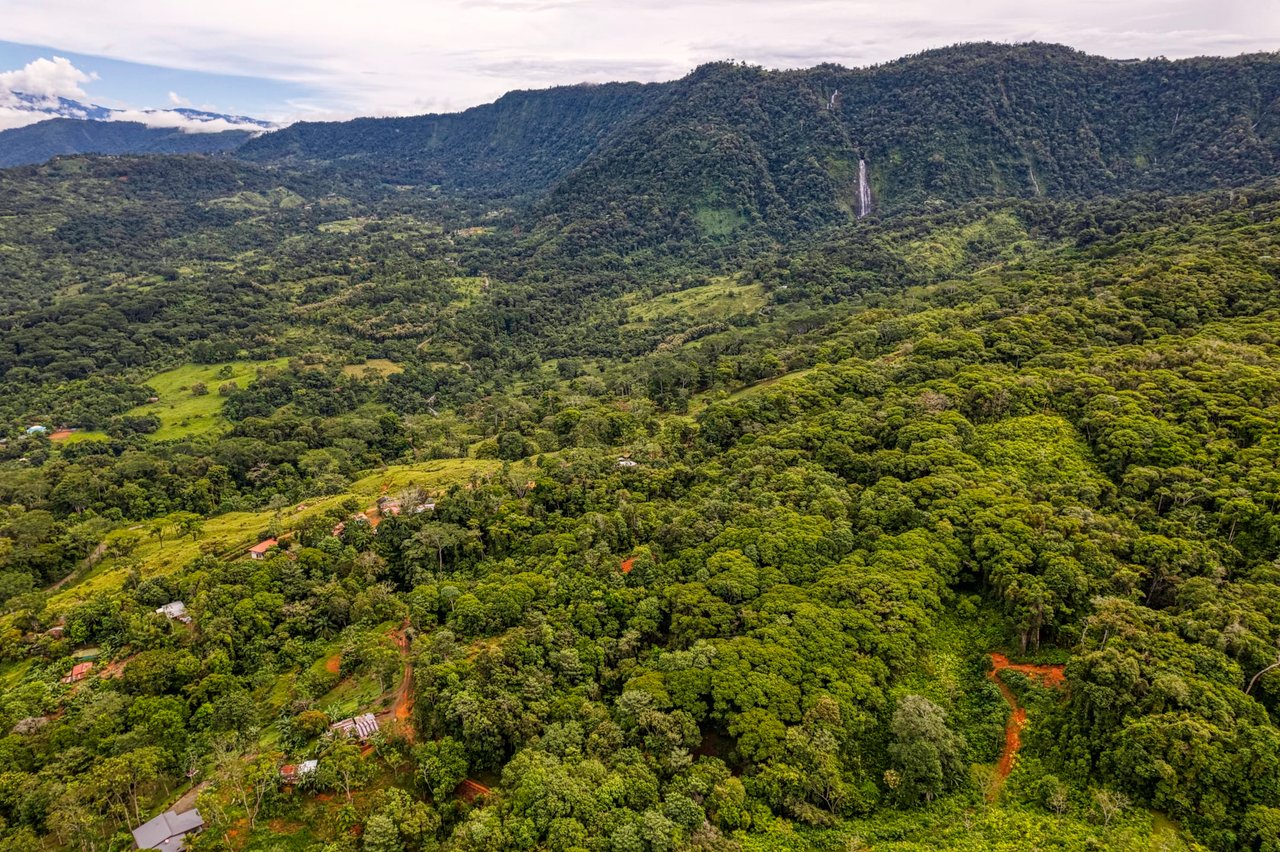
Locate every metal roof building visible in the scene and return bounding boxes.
[330,712,379,741]
[131,808,204,850]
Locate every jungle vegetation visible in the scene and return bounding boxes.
[2,42,1280,852]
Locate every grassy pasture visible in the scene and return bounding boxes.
[125,358,291,440]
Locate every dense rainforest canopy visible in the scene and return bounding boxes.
[2,41,1280,852]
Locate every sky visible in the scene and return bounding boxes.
[0,0,1277,130]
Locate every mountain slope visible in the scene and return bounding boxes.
[546,43,1280,241]
[237,43,1280,237]
[0,118,255,168]
[237,81,660,195]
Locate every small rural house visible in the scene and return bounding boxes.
[617,457,639,468]
[155,602,191,624]
[61,662,93,684]
[247,538,278,560]
[25,425,48,436]
[280,759,318,783]
[330,713,379,741]
[131,808,204,850]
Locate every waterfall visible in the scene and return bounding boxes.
[857,158,871,219]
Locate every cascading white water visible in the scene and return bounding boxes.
[857,158,872,219]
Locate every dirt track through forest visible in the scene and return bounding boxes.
[986,653,1065,801]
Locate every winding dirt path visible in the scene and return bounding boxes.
[46,540,109,592]
[376,618,414,741]
[986,653,1065,801]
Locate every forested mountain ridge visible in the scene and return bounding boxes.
[236,81,661,196]
[0,119,258,169]
[238,42,1280,239]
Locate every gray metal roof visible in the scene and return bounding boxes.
[132,808,203,850]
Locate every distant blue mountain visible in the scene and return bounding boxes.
[6,91,274,129]
[0,92,276,168]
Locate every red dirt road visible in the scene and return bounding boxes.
[373,618,415,742]
[986,653,1065,801]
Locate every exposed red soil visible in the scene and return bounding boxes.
[620,557,635,574]
[986,653,1065,801]
[324,654,341,674]
[455,779,491,803]
[390,621,414,732]
[98,656,133,679]
[48,428,77,442]
[373,618,415,742]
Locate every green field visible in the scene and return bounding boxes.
[55,429,110,444]
[125,358,291,440]
[623,279,767,329]
[341,358,404,378]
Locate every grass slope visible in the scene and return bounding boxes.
[623,279,766,329]
[46,457,508,609]
[126,358,291,440]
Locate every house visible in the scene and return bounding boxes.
[330,713,379,741]
[61,662,93,684]
[155,602,192,624]
[131,808,204,850]
[280,759,318,783]
[25,425,48,436]
[412,500,436,514]
[247,538,278,560]
[617,457,639,469]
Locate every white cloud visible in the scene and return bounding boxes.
[0,1,1277,117]
[0,56,96,105]
[107,108,266,133]
[0,55,274,133]
[0,105,56,130]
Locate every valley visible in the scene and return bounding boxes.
[0,40,1279,852]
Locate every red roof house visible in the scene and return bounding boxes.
[61,662,93,683]
[248,538,278,560]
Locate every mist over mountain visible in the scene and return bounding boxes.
[0,118,256,168]
[0,90,274,167]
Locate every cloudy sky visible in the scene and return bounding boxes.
[1,0,1277,128]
